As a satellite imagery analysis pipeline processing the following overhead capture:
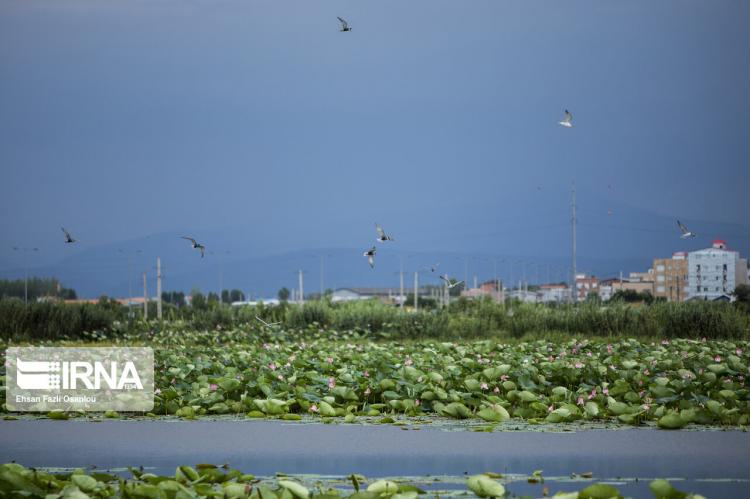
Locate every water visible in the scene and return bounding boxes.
[2,419,749,498]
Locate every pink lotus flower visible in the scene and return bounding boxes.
[326,357,334,364]
[586,352,592,357]
[714,355,722,362]
[607,344,614,354]
[602,387,609,395]
[404,358,414,366]
[548,404,554,413]
[481,382,489,390]
[575,362,584,369]
[493,387,500,393]
[269,362,277,371]
[415,399,421,406]
[209,383,217,392]
[661,339,670,345]
[327,377,336,389]
[639,390,645,397]
[642,404,651,412]
[500,374,509,381]
[277,374,284,381]
[588,388,597,400]
[309,404,319,413]
[577,396,584,406]
[363,371,370,378]
[643,369,650,375]
[364,387,371,395]
[736,349,743,356]
[548,356,555,362]
[154,388,161,395]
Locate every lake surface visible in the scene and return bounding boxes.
[1,420,749,497]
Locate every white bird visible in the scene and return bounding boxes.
[256,316,280,327]
[677,220,696,239]
[558,109,573,128]
[375,223,394,242]
[61,227,76,244]
[363,246,376,268]
[439,274,463,289]
[180,236,206,257]
[337,16,351,32]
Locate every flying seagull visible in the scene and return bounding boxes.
[558,109,573,128]
[439,274,464,289]
[180,236,206,257]
[677,220,696,239]
[255,316,280,327]
[363,246,376,268]
[375,223,394,242]
[61,227,76,244]
[337,16,351,32]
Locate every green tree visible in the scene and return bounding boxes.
[278,287,290,302]
[734,284,750,303]
[191,288,207,310]
[230,289,245,302]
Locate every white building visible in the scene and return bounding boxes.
[538,284,570,303]
[688,240,749,300]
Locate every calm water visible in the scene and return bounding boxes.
[2,420,749,498]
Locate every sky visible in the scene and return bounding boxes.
[1,0,749,295]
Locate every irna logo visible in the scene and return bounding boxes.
[16,358,143,390]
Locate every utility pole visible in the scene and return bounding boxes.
[571,181,578,303]
[142,272,148,320]
[320,255,324,296]
[494,259,499,303]
[13,246,39,305]
[298,270,304,305]
[156,257,162,320]
[128,254,133,317]
[413,271,419,311]
[464,257,469,290]
[399,256,404,310]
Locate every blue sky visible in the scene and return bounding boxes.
[1,0,749,294]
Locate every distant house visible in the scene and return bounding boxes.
[538,284,569,303]
[461,280,503,302]
[688,240,749,301]
[331,288,405,304]
[575,274,600,300]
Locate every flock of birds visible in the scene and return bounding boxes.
[52,17,705,305]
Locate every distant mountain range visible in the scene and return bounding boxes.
[1,199,747,299]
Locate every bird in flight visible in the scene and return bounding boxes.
[364,246,376,268]
[677,220,696,239]
[430,263,440,273]
[375,223,394,242]
[61,227,76,244]
[439,274,464,289]
[337,17,351,32]
[255,316,281,327]
[558,110,573,128]
[180,236,206,257]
